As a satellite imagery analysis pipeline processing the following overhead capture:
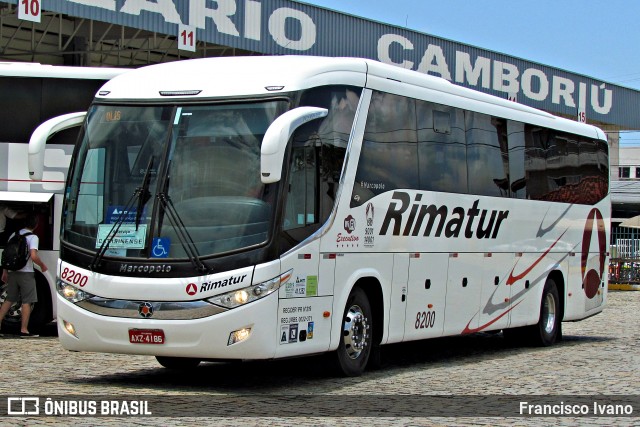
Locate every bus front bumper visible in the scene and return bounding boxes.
[56,293,279,360]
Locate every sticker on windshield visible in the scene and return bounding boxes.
[151,237,170,258]
[105,249,126,257]
[96,224,147,249]
[106,206,145,224]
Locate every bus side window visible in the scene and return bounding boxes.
[417,101,466,194]
[351,91,418,207]
[465,112,508,197]
[507,120,527,199]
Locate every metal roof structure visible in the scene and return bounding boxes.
[1,0,639,132]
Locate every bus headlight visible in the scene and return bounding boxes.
[57,280,93,303]
[207,270,292,309]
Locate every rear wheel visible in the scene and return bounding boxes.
[335,287,372,377]
[525,278,560,346]
[156,356,201,370]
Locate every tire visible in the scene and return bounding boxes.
[155,356,201,370]
[525,278,560,346]
[335,287,372,377]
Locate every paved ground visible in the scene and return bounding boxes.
[0,291,638,426]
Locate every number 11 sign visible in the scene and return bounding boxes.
[178,25,196,52]
[18,0,41,23]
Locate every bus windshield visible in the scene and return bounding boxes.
[63,100,288,259]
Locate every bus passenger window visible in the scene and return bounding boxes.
[417,101,467,194]
[506,120,526,199]
[351,91,418,207]
[465,112,508,197]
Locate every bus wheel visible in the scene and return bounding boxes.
[335,287,372,376]
[155,356,201,370]
[526,278,560,346]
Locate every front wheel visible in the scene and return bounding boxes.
[155,356,201,370]
[335,287,372,377]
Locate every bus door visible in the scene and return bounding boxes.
[403,253,448,341]
[0,192,55,251]
[276,143,335,358]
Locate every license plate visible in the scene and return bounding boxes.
[129,329,165,344]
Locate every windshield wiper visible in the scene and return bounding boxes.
[89,156,155,271]
[156,161,209,274]
[156,191,209,275]
[135,156,154,230]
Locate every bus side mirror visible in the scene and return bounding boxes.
[29,112,87,181]
[260,107,328,184]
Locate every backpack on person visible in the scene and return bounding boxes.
[1,232,33,271]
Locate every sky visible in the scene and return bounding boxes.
[301,0,640,144]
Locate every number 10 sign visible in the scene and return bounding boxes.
[18,0,41,23]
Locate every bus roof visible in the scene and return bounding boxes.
[96,56,606,141]
[0,62,127,80]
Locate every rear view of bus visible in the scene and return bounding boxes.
[52,56,609,376]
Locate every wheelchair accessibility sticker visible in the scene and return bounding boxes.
[151,237,170,258]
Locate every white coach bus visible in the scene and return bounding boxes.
[38,57,608,376]
[0,62,126,334]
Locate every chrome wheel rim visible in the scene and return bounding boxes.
[542,292,556,335]
[342,304,370,360]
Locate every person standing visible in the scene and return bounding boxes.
[0,214,48,337]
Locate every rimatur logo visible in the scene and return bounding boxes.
[581,208,607,299]
[186,283,197,296]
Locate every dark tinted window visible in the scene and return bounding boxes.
[350,90,608,206]
[507,121,527,198]
[352,91,417,207]
[620,167,630,178]
[466,112,508,197]
[522,126,608,204]
[0,77,105,144]
[417,101,467,194]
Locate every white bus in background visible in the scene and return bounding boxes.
[0,62,126,334]
[37,56,609,376]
